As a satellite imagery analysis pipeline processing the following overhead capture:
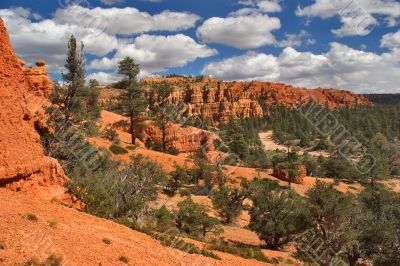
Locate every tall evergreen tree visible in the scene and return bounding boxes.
[50,35,86,124]
[150,81,174,151]
[117,57,147,144]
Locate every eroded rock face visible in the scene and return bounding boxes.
[143,77,370,125]
[23,60,53,98]
[0,18,66,190]
[141,121,218,153]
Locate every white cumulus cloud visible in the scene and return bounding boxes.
[54,5,201,35]
[0,8,118,72]
[381,30,400,50]
[296,0,400,37]
[202,42,400,93]
[90,34,217,75]
[196,14,281,49]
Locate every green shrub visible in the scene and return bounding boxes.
[102,238,112,245]
[179,188,191,197]
[116,218,156,237]
[175,198,221,237]
[118,255,129,264]
[102,127,120,144]
[207,240,272,263]
[126,145,137,150]
[22,254,63,266]
[212,186,244,224]
[42,254,63,266]
[83,121,100,136]
[25,213,38,222]
[153,206,175,232]
[21,258,40,266]
[157,234,220,260]
[109,144,128,154]
[167,148,180,155]
[48,220,58,228]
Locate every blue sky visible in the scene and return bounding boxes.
[0,0,399,93]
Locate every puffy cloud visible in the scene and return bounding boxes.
[90,34,217,75]
[296,0,400,37]
[257,0,282,13]
[0,8,118,72]
[201,52,279,81]
[54,5,201,35]
[277,30,316,48]
[239,0,282,13]
[100,0,125,5]
[196,14,281,49]
[381,30,400,50]
[87,72,122,84]
[1,5,206,76]
[202,42,400,93]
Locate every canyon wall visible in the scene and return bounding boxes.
[0,18,66,190]
[143,77,370,125]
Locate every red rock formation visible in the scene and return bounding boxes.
[23,59,53,98]
[143,77,370,125]
[141,121,218,153]
[272,164,307,184]
[0,18,66,190]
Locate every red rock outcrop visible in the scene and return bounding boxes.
[143,77,370,125]
[23,59,53,98]
[0,18,66,190]
[141,121,218,153]
[272,164,307,184]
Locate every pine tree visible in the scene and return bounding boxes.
[50,35,86,124]
[150,81,174,151]
[117,57,147,144]
[84,79,101,120]
[212,186,245,224]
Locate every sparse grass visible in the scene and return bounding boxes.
[21,258,40,266]
[157,234,221,260]
[50,197,64,205]
[118,255,129,264]
[207,239,273,263]
[102,237,112,245]
[42,254,63,266]
[25,213,38,222]
[126,145,137,150]
[286,258,295,264]
[109,144,128,155]
[48,220,58,228]
[21,254,63,266]
[179,188,191,197]
[0,240,5,250]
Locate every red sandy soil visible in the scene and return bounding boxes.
[0,188,274,266]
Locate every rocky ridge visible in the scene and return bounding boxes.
[143,77,370,124]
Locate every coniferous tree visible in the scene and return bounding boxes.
[249,179,309,249]
[117,57,147,144]
[150,81,175,151]
[84,79,101,120]
[212,186,245,224]
[50,35,86,124]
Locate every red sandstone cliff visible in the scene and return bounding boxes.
[0,18,66,190]
[143,77,370,124]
